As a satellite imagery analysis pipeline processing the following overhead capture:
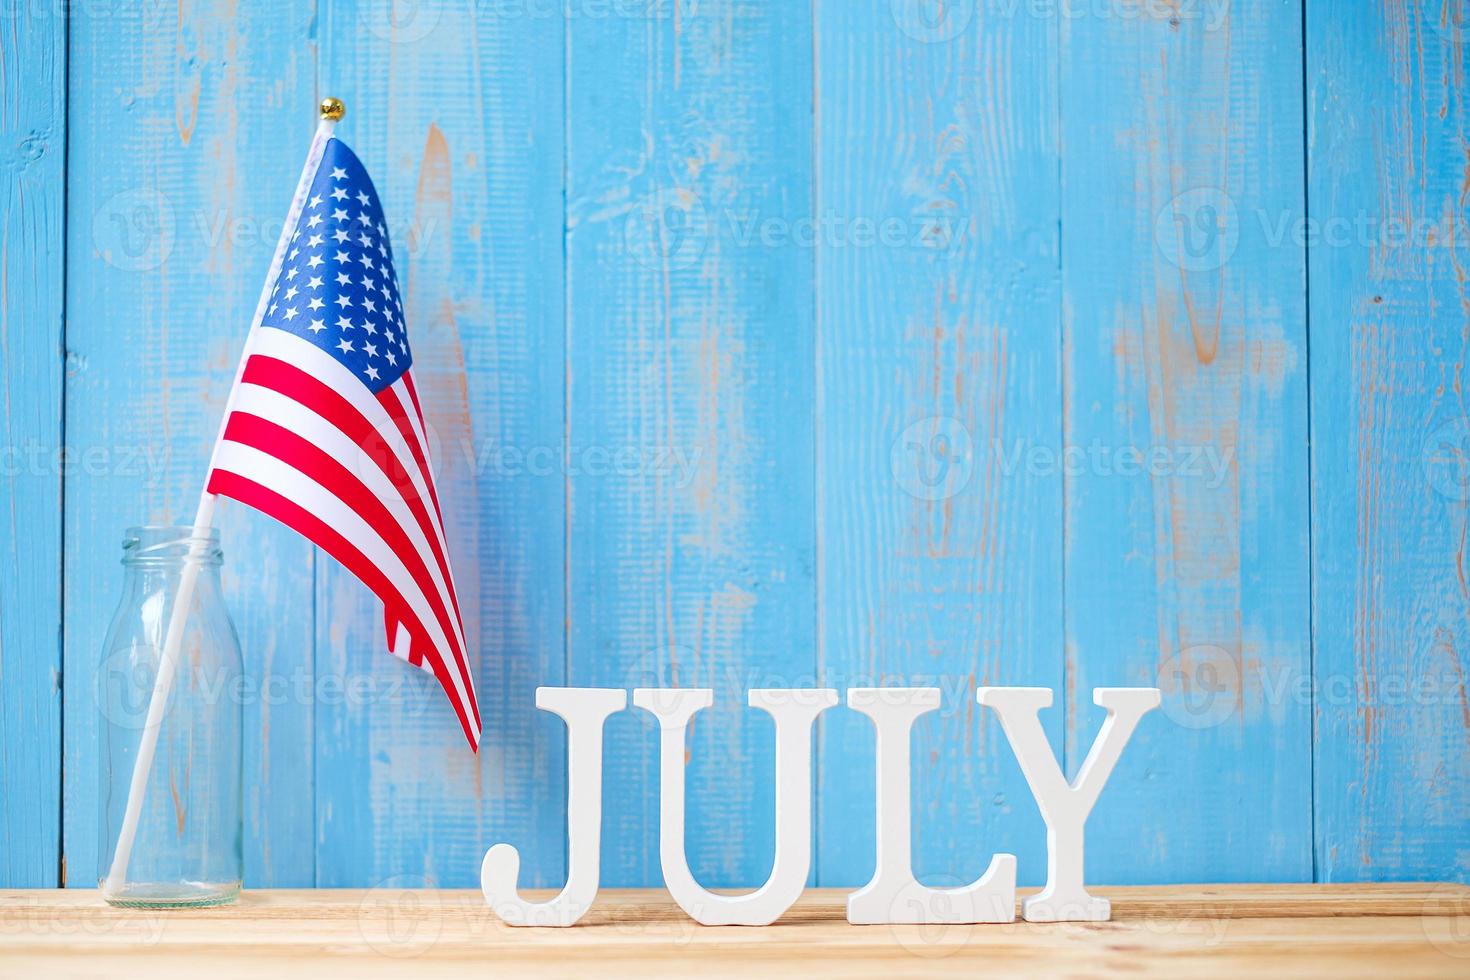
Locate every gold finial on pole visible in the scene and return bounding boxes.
[319,97,346,122]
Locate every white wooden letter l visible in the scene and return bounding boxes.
[845,687,1016,924]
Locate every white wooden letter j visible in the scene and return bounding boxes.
[481,687,626,926]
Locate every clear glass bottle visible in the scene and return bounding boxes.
[96,526,243,907]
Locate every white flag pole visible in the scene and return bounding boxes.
[104,100,345,895]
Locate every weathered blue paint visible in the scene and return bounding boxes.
[62,2,318,886]
[0,6,64,888]
[1308,1,1470,884]
[0,0,1461,890]
[312,0,568,890]
[813,0,1063,888]
[564,0,817,888]
[1059,0,1314,882]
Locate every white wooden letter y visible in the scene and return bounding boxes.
[976,686,1160,922]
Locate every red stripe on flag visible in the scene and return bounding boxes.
[206,469,479,749]
[385,610,426,669]
[241,355,466,642]
[378,380,469,646]
[378,380,480,732]
[218,410,476,708]
[378,383,445,525]
[402,374,431,443]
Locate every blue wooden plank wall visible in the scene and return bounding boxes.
[0,4,64,888]
[0,1,1464,888]
[565,0,817,888]
[62,1,319,888]
[814,0,1062,889]
[1308,1,1470,880]
[1060,0,1313,883]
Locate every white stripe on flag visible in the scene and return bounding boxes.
[243,329,471,682]
[249,329,452,549]
[228,379,463,651]
[210,439,475,720]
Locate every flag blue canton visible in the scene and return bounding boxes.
[260,137,411,394]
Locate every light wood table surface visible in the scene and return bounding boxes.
[3,884,1469,978]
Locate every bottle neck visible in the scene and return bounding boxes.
[120,559,223,591]
[121,526,222,564]
[119,525,224,594]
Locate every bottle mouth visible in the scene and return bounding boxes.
[122,525,223,565]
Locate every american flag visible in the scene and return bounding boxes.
[206,135,481,749]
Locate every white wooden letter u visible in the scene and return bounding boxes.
[633,688,837,926]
